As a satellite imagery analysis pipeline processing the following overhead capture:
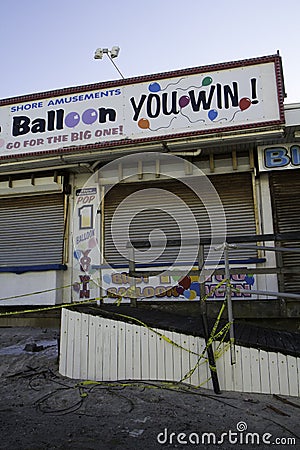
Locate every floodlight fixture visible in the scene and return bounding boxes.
[94,48,104,59]
[110,46,120,59]
[94,46,124,79]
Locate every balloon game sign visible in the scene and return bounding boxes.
[72,187,100,300]
[0,55,284,158]
[102,267,257,302]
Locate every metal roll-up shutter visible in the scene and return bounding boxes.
[270,170,300,293]
[0,194,65,266]
[104,173,256,266]
[213,174,257,260]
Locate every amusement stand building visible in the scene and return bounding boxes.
[1,54,300,395]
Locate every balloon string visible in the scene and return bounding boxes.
[213,117,227,123]
[180,110,205,124]
[228,110,241,123]
[176,82,211,91]
[149,116,176,131]
[176,85,202,91]
[163,78,186,90]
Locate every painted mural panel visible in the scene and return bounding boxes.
[72,187,100,301]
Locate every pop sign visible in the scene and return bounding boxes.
[0,55,284,158]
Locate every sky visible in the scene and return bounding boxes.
[1,0,300,104]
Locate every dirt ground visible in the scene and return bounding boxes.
[0,327,299,450]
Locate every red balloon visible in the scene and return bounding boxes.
[179,276,191,290]
[239,97,251,111]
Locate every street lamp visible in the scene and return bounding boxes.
[94,46,124,79]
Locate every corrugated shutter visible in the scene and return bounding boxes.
[270,170,300,293]
[0,194,64,266]
[104,173,256,266]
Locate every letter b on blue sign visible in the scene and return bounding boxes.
[264,148,290,168]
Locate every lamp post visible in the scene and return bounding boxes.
[94,46,124,79]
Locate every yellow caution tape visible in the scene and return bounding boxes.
[0,276,234,387]
[0,298,102,317]
[0,284,74,302]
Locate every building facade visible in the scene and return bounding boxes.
[1,54,299,322]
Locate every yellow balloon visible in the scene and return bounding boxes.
[188,290,197,300]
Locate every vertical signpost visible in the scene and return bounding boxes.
[198,245,221,394]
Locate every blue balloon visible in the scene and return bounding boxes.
[208,109,218,121]
[103,273,111,284]
[73,249,82,260]
[149,82,161,93]
[190,282,200,296]
[245,275,255,286]
[183,289,191,299]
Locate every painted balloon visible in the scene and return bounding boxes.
[82,108,98,125]
[103,273,111,284]
[73,249,82,260]
[138,118,150,129]
[239,97,251,111]
[245,274,255,286]
[88,237,98,248]
[65,112,80,128]
[202,76,213,86]
[179,95,190,108]
[189,290,197,300]
[149,82,161,93]
[176,285,185,295]
[73,282,80,293]
[184,289,197,300]
[208,109,218,121]
[172,275,181,282]
[183,289,191,299]
[190,282,200,296]
[179,275,191,290]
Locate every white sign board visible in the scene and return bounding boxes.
[0,55,284,158]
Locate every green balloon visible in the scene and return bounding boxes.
[202,76,212,86]
[171,275,181,282]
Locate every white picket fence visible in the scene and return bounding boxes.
[59,308,300,397]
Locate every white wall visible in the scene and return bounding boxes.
[256,172,278,296]
[0,270,63,306]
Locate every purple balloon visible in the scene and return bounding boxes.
[82,108,98,125]
[179,95,190,108]
[65,112,80,128]
[176,285,184,295]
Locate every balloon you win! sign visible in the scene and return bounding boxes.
[0,58,283,156]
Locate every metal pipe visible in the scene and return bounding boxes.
[170,149,202,157]
[233,288,300,300]
[229,243,300,253]
[128,246,137,307]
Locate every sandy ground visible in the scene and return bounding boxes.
[0,327,299,450]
